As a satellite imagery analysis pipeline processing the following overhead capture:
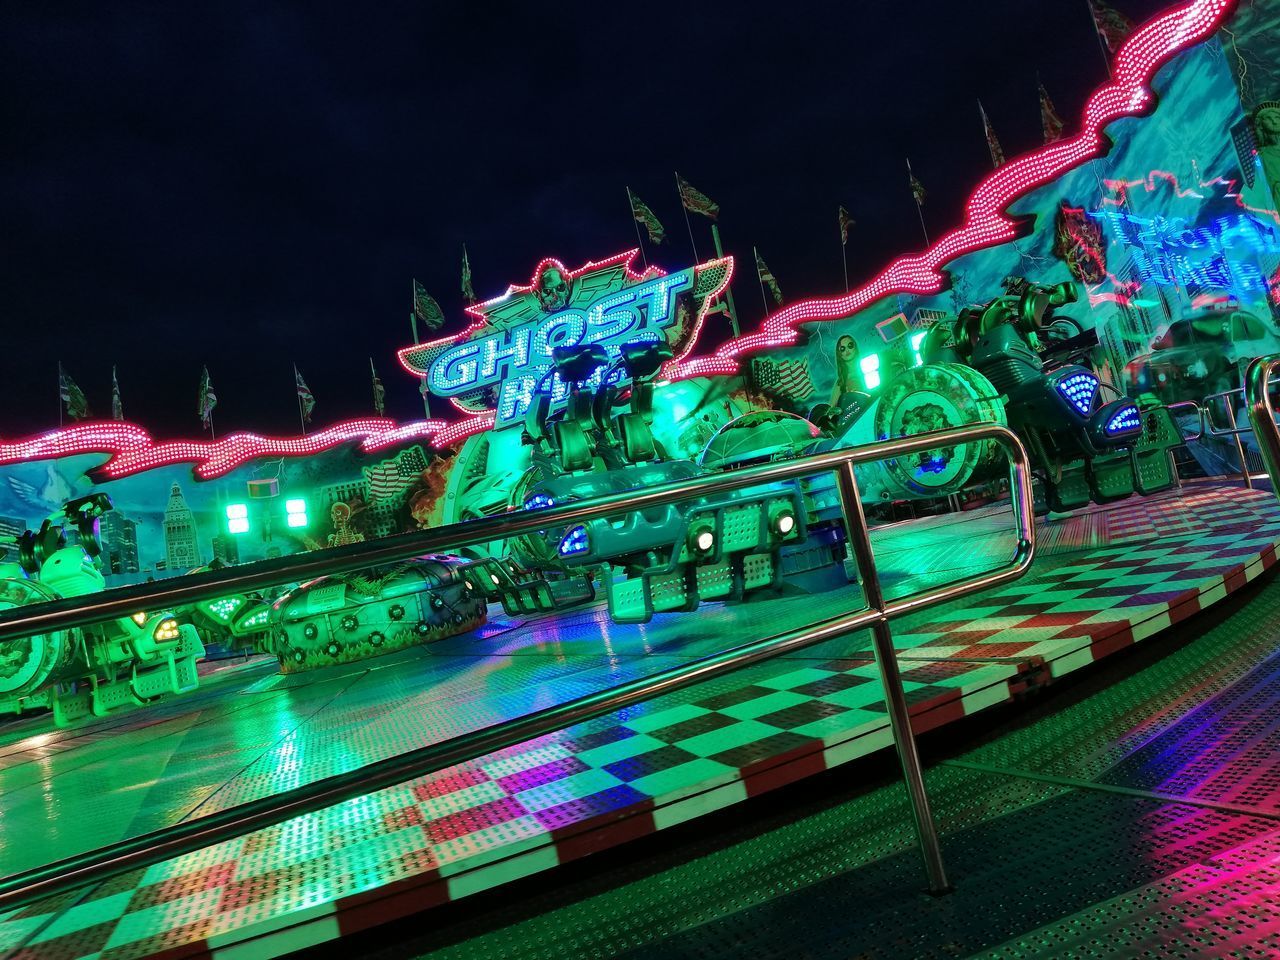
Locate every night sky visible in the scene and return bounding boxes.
[2,0,1175,437]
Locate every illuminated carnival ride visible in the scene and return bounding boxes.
[0,494,204,723]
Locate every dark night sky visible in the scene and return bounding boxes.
[1,0,1174,437]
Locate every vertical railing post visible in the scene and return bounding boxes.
[1221,399,1254,489]
[834,460,951,894]
[1245,357,1280,500]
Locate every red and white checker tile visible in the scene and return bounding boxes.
[1,485,1277,960]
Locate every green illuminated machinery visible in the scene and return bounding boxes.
[513,341,808,624]
[924,277,1182,510]
[267,554,488,672]
[0,494,205,726]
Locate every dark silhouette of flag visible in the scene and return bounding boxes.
[1088,0,1133,53]
[839,206,856,245]
[295,365,315,423]
[1039,81,1066,144]
[461,244,476,303]
[59,363,89,421]
[979,101,1006,168]
[197,365,217,430]
[412,280,445,331]
[111,365,124,421]
[754,247,783,305]
[676,173,719,220]
[629,190,666,244]
[371,358,386,416]
[908,166,927,206]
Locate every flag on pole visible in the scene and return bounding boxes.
[460,244,476,303]
[197,365,217,430]
[629,191,666,244]
[58,363,90,421]
[370,358,386,416]
[1087,0,1133,53]
[979,101,1006,168]
[754,247,783,305]
[295,365,315,423]
[412,280,446,331]
[838,206,856,245]
[111,366,124,421]
[1038,81,1066,144]
[907,160,927,206]
[676,173,720,220]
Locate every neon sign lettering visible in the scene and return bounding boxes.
[1088,208,1279,294]
[426,269,694,427]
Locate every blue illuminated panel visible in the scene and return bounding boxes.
[558,525,590,557]
[524,493,555,510]
[1105,404,1142,436]
[1056,372,1099,416]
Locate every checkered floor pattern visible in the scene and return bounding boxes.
[0,485,1277,960]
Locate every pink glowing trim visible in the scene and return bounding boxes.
[1102,168,1280,225]
[0,419,453,481]
[0,2,1236,475]
[396,249,659,376]
[665,0,1237,382]
[663,256,733,374]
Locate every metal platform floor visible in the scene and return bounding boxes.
[0,484,1277,959]
[329,538,1280,960]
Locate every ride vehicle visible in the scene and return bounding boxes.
[919,277,1183,510]
[510,339,808,623]
[264,554,489,673]
[0,494,205,725]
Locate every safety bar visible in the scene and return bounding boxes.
[0,423,1035,909]
[1246,356,1280,498]
[1164,400,1204,442]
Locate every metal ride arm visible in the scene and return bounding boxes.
[0,423,1035,910]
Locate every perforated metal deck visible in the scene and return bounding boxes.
[0,484,1277,960]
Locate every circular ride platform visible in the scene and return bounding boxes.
[0,482,1277,960]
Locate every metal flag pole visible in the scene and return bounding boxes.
[409,286,431,419]
[674,171,700,263]
[625,186,650,272]
[710,223,740,337]
[753,246,770,317]
[840,213,850,294]
[907,158,930,246]
[1084,0,1113,77]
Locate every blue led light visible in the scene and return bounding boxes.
[1104,404,1142,436]
[1055,372,1099,416]
[558,525,590,557]
[524,493,555,510]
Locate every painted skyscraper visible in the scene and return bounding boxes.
[163,483,200,571]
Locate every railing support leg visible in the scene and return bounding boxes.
[1246,357,1280,502]
[835,461,951,894]
[1222,401,1253,489]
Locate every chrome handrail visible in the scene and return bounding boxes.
[0,423,1035,909]
[1246,356,1280,497]
[1202,388,1254,488]
[1164,400,1204,442]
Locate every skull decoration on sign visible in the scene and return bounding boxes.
[534,264,572,313]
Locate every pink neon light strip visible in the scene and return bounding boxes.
[0,0,1235,479]
[666,0,1237,381]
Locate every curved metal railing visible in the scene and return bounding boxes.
[0,423,1036,908]
[1246,356,1280,496]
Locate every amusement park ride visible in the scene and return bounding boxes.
[0,265,1186,724]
